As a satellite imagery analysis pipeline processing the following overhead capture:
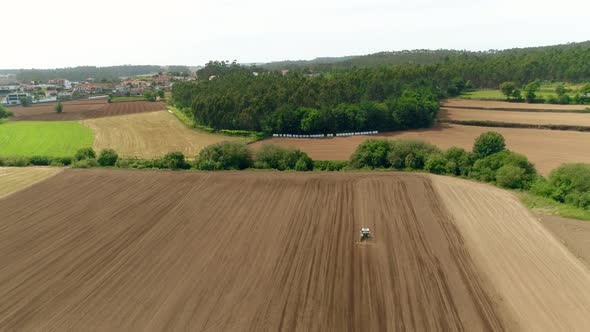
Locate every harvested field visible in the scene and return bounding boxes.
[439,107,590,126]
[252,124,590,175]
[9,100,165,121]
[0,170,509,331]
[0,167,62,199]
[1,169,590,330]
[539,215,590,268]
[432,175,590,332]
[444,98,589,111]
[82,111,247,158]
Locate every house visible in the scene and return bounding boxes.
[3,92,32,105]
[0,85,19,93]
[280,69,289,76]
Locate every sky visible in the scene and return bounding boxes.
[2,0,590,69]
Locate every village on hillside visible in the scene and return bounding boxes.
[0,72,194,106]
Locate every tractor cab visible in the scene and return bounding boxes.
[360,228,371,241]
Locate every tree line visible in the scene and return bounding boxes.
[263,41,590,88]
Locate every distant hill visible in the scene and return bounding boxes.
[259,41,590,87]
[260,41,590,72]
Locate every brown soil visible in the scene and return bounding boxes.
[82,111,248,158]
[538,215,590,267]
[431,175,590,331]
[9,100,165,121]
[0,167,62,199]
[444,98,589,111]
[439,107,590,126]
[0,170,508,331]
[252,124,590,175]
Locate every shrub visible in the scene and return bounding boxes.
[0,156,30,167]
[545,163,590,208]
[158,151,190,170]
[254,144,312,171]
[53,156,73,166]
[349,139,392,169]
[313,160,349,171]
[387,140,440,170]
[116,158,156,169]
[443,147,473,176]
[196,141,252,170]
[29,155,51,166]
[97,149,119,166]
[470,150,537,189]
[473,132,506,159]
[0,105,14,118]
[54,101,63,113]
[495,164,526,189]
[72,158,99,168]
[74,147,96,161]
[424,154,448,174]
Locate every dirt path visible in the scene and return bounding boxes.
[0,167,62,199]
[431,175,590,331]
[82,111,247,158]
[538,215,590,268]
[0,170,505,331]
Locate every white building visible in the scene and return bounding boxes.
[3,93,32,105]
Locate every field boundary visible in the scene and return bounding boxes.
[440,120,590,132]
[443,105,590,113]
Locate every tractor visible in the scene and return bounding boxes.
[360,227,371,241]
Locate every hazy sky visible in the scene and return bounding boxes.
[3,0,589,68]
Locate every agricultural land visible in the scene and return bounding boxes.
[0,121,93,157]
[252,123,590,176]
[10,100,166,121]
[0,170,589,330]
[82,111,249,158]
[0,167,62,199]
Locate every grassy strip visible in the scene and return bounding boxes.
[168,105,266,141]
[443,105,590,113]
[110,96,146,102]
[516,191,590,221]
[441,120,590,132]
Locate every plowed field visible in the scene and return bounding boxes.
[252,124,590,175]
[439,107,590,126]
[0,167,62,199]
[0,170,507,331]
[1,170,589,330]
[82,111,247,158]
[444,98,589,111]
[9,100,165,121]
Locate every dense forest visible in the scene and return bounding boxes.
[173,63,470,134]
[263,41,590,88]
[0,65,191,82]
[170,41,590,135]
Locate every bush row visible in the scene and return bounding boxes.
[349,131,537,190]
[0,156,73,167]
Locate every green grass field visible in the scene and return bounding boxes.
[460,82,588,100]
[110,96,146,102]
[0,121,93,157]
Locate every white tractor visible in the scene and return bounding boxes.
[360,227,371,241]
